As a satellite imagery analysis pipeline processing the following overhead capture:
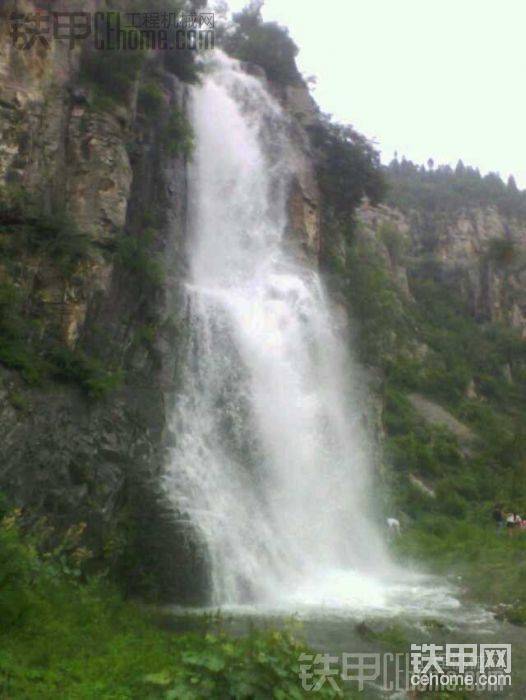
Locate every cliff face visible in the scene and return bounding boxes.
[358,202,526,335]
[338,190,526,525]
[270,78,321,260]
[0,3,208,599]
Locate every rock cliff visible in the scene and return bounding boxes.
[357,201,526,335]
[0,1,206,599]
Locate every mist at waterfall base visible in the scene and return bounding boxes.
[164,52,474,624]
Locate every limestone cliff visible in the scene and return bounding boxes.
[0,1,205,599]
[357,201,526,335]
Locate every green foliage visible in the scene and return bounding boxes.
[47,346,123,399]
[378,221,407,263]
[310,120,386,228]
[337,231,410,365]
[142,628,345,699]
[7,390,29,412]
[224,2,302,85]
[407,269,526,410]
[161,109,194,157]
[499,604,526,626]
[163,46,201,83]
[0,283,122,396]
[394,516,526,610]
[0,274,122,396]
[115,228,165,290]
[137,82,165,117]
[0,509,37,629]
[382,387,473,522]
[0,281,44,382]
[0,506,95,630]
[0,498,348,699]
[0,186,90,274]
[385,157,526,220]
[79,48,145,108]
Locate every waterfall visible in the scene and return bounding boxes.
[165,52,390,608]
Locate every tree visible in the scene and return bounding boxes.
[223,3,302,85]
[309,117,385,222]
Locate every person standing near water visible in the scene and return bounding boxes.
[387,518,400,537]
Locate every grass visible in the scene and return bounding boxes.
[1,589,326,699]
[0,503,354,699]
[394,515,526,617]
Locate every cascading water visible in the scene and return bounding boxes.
[165,51,390,608]
[165,52,467,617]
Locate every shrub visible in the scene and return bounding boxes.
[379,221,407,263]
[487,238,519,266]
[0,508,37,629]
[80,48,145,107]
[161,110,194,157]
[46,346,123,399]
[142,628,343,699]
[137,82,165,117]
[224,3,303,86]
[310,120,386,223]
[115,229,165,290]
[0,186,90,274]
[163,47,200,83]
[0,281,46,383]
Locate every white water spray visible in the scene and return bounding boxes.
[166,52,392,608]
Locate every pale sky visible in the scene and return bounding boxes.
[227,0,526,188]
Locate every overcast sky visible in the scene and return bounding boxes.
[227,0,526,188]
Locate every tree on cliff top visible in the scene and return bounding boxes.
[386,157,526,219]
[310,119,386,221]
[223,1,303,86]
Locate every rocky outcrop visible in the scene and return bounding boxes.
[272,80,321,259]
[407,393,475,446]
[357,201,526,335]
[0,1,208,600]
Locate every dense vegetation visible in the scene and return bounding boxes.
[309,119,386,270]
[385,157,526,220]
[0,497,350,699]
[223,1,302,85]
